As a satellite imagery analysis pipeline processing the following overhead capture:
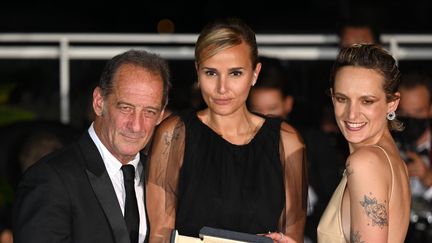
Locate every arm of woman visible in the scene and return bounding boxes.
[346,147,390,243]
[146,115,185,243]
[277,122,308,243]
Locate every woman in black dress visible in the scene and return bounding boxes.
[146,17,308,243]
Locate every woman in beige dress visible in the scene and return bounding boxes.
[317,43,411,243]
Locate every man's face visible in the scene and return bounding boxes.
[93,64,164,163]
[397,85,432,145]
[248,88,286,118]
[340,26,375,48]
[398,85,431,119]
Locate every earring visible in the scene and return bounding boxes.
[387,111,396,121]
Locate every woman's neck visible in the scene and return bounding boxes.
[198,107,262,145]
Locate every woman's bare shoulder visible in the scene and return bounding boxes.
[154,114,185,139]
[280,121,305,151]
[346,146,391,184]
[348,146,388,166]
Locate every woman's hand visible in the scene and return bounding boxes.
[264,232,290,243]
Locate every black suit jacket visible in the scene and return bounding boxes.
[13,132,149,243]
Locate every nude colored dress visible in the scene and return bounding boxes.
[316,171,348,243]
[317,145,394,243]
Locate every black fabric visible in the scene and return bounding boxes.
[13,133,131,243]
[175,111,285,237]
[121,165,139,243]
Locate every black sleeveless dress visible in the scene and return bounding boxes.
[175,111,285,237]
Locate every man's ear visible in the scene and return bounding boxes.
[284,95,294,115]
[93,87,104,117]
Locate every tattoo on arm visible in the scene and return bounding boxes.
[345,161,354,176]
[162,131,179,155]
[350,230,364,243]
[360,193,388,228]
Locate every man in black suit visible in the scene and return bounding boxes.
[12,49,171,243]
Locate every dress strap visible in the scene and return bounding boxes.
[371,145,394,200]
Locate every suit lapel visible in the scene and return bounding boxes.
[79,133,131,243]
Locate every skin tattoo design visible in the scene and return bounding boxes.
[163,132,177,155]
[347,161,388,243]
[350,231,364,243]
[345,161,354,176]
[359,193,388,228]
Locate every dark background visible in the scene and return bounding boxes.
[1,1,432,242]
[0,0,432,143]
[0,0,431,34]
[2,0,432,130]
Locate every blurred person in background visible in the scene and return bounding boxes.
[338,20,380,48]
[0,229,12,243]
[247,56,294,121]
[0,120,79,243]
[17,131,64,172]
[393,72,432,242]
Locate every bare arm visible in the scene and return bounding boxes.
[347,147,390,243]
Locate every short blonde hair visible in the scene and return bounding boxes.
[195,18,259,69]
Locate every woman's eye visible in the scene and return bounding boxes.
[231,71,242,76]
[335,97,346,103]
[205,70,216,76]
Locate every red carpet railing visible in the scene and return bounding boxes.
[0,33,431,123]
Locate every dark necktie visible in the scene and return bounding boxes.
[121,165,139,243]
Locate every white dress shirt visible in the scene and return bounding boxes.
[88,123,147,242]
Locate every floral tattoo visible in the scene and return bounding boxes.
[360,193,388,228]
